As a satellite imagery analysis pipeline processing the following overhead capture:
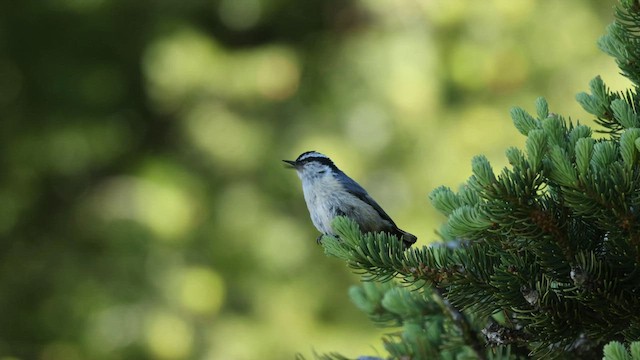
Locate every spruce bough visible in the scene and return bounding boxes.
[312,1,640,359]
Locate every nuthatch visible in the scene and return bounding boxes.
[284,151,417,248]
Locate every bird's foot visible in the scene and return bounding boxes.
[317,234,340,245]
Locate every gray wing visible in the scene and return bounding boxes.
[336,171,398,227]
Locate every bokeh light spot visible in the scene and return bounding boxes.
[485,47,529,91]
[345,102,391,153]
[143,29,226,111]
[184,102,266,170]
[386,36,437,117]
[255,48,300,100]
[493,0,535,24]
[92,176,197,241]
[422,0,467,26]
[176,267,225,316]
[257,217,311,271]
[87,305,143,353]
[145,312,193,360]
[215,183,268,240]
[449,42,490,91]
[143,29,299,111]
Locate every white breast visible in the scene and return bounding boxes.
[300,173,387,235]
[301,174,345,235]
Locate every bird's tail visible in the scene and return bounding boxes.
[396,228,417,248]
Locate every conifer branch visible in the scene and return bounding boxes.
[317,1,640,358]
[431,286,487,360]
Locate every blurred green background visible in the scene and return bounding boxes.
[0,0,631,359]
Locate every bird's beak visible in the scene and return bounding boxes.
[282,159,298,168]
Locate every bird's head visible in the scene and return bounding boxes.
[283,151,338,181]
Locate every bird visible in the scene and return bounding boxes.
[283,151,417,248]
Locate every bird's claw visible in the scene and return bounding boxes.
[317,234,340,244]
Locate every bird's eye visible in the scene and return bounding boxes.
[318,170,326,174]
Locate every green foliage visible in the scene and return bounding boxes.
[309,276,517,360]
[350,281,475,360]
[323,218,529,359]
[598,0,640,87]
[603,341,640,360]
[319,1,640,359]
